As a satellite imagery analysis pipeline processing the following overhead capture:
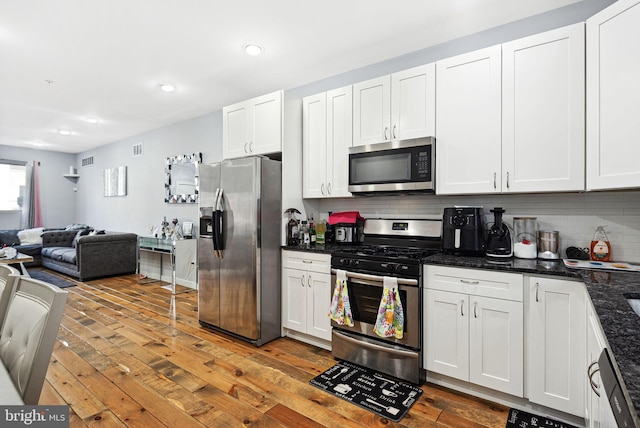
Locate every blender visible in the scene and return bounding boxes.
[486,207,513,259]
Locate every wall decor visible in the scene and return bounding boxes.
[103,166,127,197]
[165,152,202,203]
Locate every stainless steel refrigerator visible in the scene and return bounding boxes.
[197,156,282,346]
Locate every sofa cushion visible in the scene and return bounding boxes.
[17,227,44,245]
[41,247,76,265]
[14,244,42,258]
[0,230,20,247]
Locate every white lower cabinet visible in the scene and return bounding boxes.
[527,276,586,417]
[585,302,618,428]
[281,251,332,344]
[424,266,524,397]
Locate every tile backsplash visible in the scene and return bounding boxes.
[314,190,640,263]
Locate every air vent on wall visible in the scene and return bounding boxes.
[133,143,143,157]
[81,156,94,167]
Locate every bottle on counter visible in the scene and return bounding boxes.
[590,225,611,262]
[301,221,310,247]
[309,222,316,246]
[316,220,326,245]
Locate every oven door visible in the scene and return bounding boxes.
[330,269,423,383]
[330,270,420,349]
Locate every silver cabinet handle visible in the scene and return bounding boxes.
[474,301,478,318]
[308,275,312,287]
[249,142,253,153]
[321,183,325,196]
[327,182,331,195]
[460,279,479,285]
[300,275,305,287]
[244,142,249,153]
[506,171,510,189]
[493,172,497,189]
[535,283,540,302]
[302,260,312,264]
[384,126,389,140]
[460,301,465,317]
[588,361,601,397]
[392,125,397,139]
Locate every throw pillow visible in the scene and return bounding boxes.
[65,223,91,231]
[0,230,20,247]
[88,230,105,236]
[72,228,93,248]
[17,227,45,245]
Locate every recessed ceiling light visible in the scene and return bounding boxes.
[158,82,176,93]
[85,117,100,124]
[31,140,48,147]
[243,44,264,56]
[57,129,71,136]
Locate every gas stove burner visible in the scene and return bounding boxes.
[334,245,440,260]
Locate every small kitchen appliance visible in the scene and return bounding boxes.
[513,217,537,259]
[442,207,486,255]
[537,230,560,260]
[328,211,364,244]
[485,207,513,259]
[348,137,435,194]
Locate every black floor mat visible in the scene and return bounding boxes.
[309,361,422,422]
[27,269,77,288]
[506,408,578,428]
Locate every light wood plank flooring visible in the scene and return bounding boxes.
[35,269,509,427]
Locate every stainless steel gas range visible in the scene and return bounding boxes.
[330,218,442,384]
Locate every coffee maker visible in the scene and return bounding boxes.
[486,207,513,259]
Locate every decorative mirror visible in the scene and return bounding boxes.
[165,152,202,203]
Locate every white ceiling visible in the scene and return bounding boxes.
[0,0,581,154]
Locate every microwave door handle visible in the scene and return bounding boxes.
[331,269,418,286]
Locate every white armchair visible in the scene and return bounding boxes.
[0,275,68,404]
[0,264,19,330]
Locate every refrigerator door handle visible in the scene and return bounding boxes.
[214,188,225,258]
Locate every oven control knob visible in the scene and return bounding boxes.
[352,260,360,267]
[386,263,396,273]
[339,258,351,266]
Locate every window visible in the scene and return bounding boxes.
[0,161,27,211]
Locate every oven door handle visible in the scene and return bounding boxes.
[331,269,418,286]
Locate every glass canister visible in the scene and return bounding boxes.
[513,217,537,259]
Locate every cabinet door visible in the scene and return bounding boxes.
[282,268,307,332]
[223,102,249,160]
[425,289,469,381]
[326,86,352,198]
[586,0,640,190]
[250,91,283,155]
[436,46,502,195]
[303,93,327,198]
[306,272,332,341]
[502,24,585,193]
[527,277,586,417]
[391,63,435,141]
[469,296,523,397]
[353,75,391,146]
[586,305,605,428]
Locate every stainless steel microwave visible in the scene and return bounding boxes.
[348,137,435,194]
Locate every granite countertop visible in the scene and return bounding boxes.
[425,253,640,426]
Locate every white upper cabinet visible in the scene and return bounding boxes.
[303,86,353,198]
[502,23,585,193]
[223,91,283,159]
[353,64,435,147]
[437,24,585,195]
[587,0,640,190]
[436,46,502,195]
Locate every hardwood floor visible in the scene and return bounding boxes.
[36,269,509,427]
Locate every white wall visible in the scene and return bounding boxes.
[0,145,76,229]
[75,111,222,235]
